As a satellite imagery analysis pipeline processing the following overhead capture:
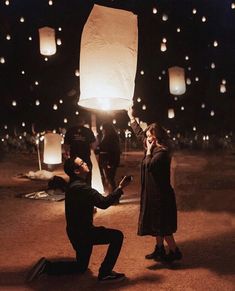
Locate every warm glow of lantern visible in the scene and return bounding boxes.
[168,66,186,95]
[43,133,62,164]
[79,5,138,111]
[161,43,167,52]
[39,27,56,56]
[220,84,226,93]
[168,108,175,119]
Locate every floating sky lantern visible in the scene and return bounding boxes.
[220,84,226,93]
[168,108,175,119]
[168,66,186,95]
[43,133,62,164]
[39,26,56,56]
[161,42,167,52]
[79,4,138,111]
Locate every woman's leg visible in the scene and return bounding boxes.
[164,235,177,251]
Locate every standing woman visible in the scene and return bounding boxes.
[127,108,182,262]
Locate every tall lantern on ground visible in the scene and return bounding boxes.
[43,133,62,164]
[39,27,56,56]
[79,4,138,110]
[168,66,186,95]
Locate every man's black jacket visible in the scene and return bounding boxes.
[65,177,123,243]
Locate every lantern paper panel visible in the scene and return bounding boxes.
[168,108,175,119]
[168,66,186,95]
[79,4,138,111]
[39,27,56,56]
[91,150,104,193]
[43,133,62,164]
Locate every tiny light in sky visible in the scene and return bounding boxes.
[137,97,141,102]
[112,119,116,124]
[160,43,167,52]
[152,7,157,14]
[185,55,189,60]
[222,79,226,85]
[231,3,235,9]
[48,0,53,5]
[192,8,197,14]
[201,103,205,108]
[35,81,39,86]
[168,108,175,119]
[59,99,63,104]
[210,110,215,116]
[0,57,6,64]
[174,96,178,101]
[162,14,168,21]
[193,126,196,131]
[140,70,144,75]
[142,104,146,110]
[64,118,68,124]
[12,100,17,106]
[22,122,25,127]
[58,27,62,31]
[56,38,62,45]
[162,37,167,43]
[220,84,226,93]
[35,100,40,106]
[20,17,25,23]
[181,106,184,111]
[28,36,32,41]
[162,70,166,75]
[21,70,25,75]
[75,111,79,115]
[158,76,162,80]
[176,27,181,32]
[53,104,58,110]
[202,16,207,22]
[44,57,48,61]
[188,67,191,71]
[213,40,218,47]
[75,69,80,77]
[6,34,11,40]
[195,77,199,82]
[5,0,10,5]
[4,125,8,129]
[186,78,191,85]
[211,62,215,69]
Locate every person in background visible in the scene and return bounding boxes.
[27,156,131,283]
[96,123,121,196]
[127,107,182,263]
[64,115,96,186]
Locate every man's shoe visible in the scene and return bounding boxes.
[145,245,166,261]
[98,271,126,283]
[26,257,48,282]
[164,247,183,263]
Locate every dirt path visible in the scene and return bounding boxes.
[0,151,234,290]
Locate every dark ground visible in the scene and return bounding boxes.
[0,150,235,291]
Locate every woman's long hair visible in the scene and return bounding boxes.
[144,123,171,151]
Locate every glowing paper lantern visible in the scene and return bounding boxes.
[220,84,226,93]
[168,108,175,119]
[39,27,56,56]
[43,133,62,164]
[168,66,186,95]
[79,4,138,111]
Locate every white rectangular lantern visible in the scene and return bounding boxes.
[39,27,56,56]
[168,108,175,119]
[43,133,62,164]
[79,4,138,111]
[168,66,186,95]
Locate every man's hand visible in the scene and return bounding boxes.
[118,175,133,189]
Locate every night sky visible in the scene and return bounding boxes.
[0,0,235,136]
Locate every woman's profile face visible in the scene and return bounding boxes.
[146,130,156,144]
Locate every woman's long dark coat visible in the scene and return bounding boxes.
[131,121,177,236]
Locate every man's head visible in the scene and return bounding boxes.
[64,157,89,178]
